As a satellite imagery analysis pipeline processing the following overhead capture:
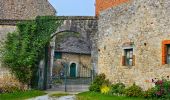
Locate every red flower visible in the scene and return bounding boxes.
[158,80,163,84]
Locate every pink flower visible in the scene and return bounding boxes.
[155,80,163,85]
[158,80,163,84]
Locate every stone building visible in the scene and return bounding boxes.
[96,0,170,89]
[0,0,55,78]
[2,0,170,90]
[0,1,98,89]
[54,34,92,78]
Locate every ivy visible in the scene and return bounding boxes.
[1,16,63,86]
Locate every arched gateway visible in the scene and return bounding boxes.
[40,16,98,91]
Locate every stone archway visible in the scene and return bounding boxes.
[49,17,98,79]
[44,16,98,90]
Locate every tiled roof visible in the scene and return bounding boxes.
[0,0,56,20]
[55,36,91,55]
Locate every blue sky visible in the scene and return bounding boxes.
[49,0,95,16]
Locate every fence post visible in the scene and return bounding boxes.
[91,70,94,82]
[62,62,68,92]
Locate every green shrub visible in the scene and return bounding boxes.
[124,83,143,97]
[89,73,110,92]
[152,78,170,98]
[89,84,100,92]
[110,83,125,95]
[143,87,156,98]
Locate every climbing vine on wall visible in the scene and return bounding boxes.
[1,16,63,86]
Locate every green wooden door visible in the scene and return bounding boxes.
[70,63,76,77]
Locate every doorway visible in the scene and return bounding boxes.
[70,63,76,77]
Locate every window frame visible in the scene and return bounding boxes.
[166,44,170,64]
[161,40,170,65]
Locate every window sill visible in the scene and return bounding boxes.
[164,64,170,68]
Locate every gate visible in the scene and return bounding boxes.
[49,62,94,92]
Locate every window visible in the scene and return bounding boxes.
[125,49,133,66]
[122,48,135,66]
[162,40,170,65]
[54,52,62,59]
[167,45,170,64]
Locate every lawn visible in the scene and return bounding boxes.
[76,92,145,100]
[0,90,46,100]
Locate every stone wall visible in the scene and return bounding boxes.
[0,25,16,40]
[54,53,92,77]
[54,17,98,54]
[0,0,56,80]
[0,16,98,85]
[98,0,170,90]
[0,25,16,78]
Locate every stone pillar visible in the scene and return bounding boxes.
[49,36,56,77]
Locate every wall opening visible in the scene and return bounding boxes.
[70,63,77,78]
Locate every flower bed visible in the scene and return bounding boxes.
[89,73,170,99]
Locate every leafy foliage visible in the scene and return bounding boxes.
[76,92,144,100]
[1,16,63,87]
[89,73,110,92]
[143,87,156,98]
[110,83,125,95]
[124,83,143,97]
[152,78,170,98]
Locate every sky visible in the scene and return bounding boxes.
[48,0,95,16]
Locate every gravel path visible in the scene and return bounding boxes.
[27,94,76,100]
[53,95,76,100]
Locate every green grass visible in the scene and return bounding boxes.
[50,93,69,98]
[0,90,46,100]
[76,92,144,100]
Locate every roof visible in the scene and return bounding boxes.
[0,0,56,20]
[96,0,129,16]
[55,36,91,55]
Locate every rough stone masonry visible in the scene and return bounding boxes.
[97,0,170,90]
